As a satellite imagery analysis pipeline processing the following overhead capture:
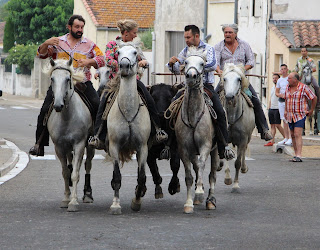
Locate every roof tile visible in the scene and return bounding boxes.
[293,21,320,48]
[82,0,155,28]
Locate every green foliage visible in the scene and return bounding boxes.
[5,0,73,45]
[5,44,38,74]
[139,28,153,50]
[3,17,14,52]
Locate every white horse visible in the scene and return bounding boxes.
[219,63,255,192]
[45,58,95,212]
[106,42,151,215]
[175,47,219,214]
[97,66,111,97]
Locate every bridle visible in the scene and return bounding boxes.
[51,66,75,108]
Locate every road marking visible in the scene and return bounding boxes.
[11,106,28,110]
[245,157,255,160]
[30,154,106,160]
[0,107,5,110]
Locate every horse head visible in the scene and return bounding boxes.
[184,46,207,89]
[118,41,138,77]
[222,63,248,103]
[302,63,312,85]
[97,66,111,97]
[43,57,84,112]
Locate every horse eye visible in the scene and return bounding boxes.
[185,61,188,65]
[134,51,137,55]
[200,63,204,67]
[223,78,226,82]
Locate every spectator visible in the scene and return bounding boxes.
[265,73,285,146]
[285,72,317,162]
[275,64,292,146]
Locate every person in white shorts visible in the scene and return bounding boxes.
[275,64,292,146]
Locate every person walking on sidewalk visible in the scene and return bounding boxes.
[29,15,105,156]
[285,72,317,162]
[275,64,292,146]
[265,73,285,146]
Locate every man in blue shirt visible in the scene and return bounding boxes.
[167,25,233,160]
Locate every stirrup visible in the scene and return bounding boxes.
[88,136,105,150]
[156,129,168,143]
[159,145,171,160]
[224,146,235,161]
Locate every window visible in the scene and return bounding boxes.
[168,31,185,59]
[252,0,262,17]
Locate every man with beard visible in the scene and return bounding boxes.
[29,15,105,156]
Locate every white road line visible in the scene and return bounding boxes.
[245,157,255,160]
[0,107,5,110]
[11,106,28,110]
[0,141,29,185]
[30,154,106,160]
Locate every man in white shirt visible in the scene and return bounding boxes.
[275,64,292,146]
[265,73,285,146]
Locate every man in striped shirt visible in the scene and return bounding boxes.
[285,72,317,162]
[29,14,105,156]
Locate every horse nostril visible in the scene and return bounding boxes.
[192,74,197,79]
[186,74,190,78]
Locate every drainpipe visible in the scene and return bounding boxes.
[203,0,208,41]
[234,0,238,24]
[151,31,156,85]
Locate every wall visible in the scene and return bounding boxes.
[154,0,205,83]
[272,0,320,20]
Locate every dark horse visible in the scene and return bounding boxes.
[148,83,181,198]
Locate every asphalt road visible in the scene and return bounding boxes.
[0,95,320,249]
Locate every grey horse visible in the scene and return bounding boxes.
[175,47,219,214]
[45,58,95,212]
[105,42,151,215]
[219,63,255,192]
[301,63,319,135]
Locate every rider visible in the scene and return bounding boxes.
[293,47,320,102]
[88,19,167,150]
[167,24,234,160]
[29,14,105,156]
[214,23,273,141]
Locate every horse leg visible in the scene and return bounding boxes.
[182,158,194,214]
[131,145,148,212]
[68,143,86,212]
[309,116,313,135]
[193,153,207,205]
[168,149,181,195]
[206,148,219,210]
[314,111,319,135]
[224,159,233,185]
[83,145,94,203]
[55,149,70,208]
[232,146,244,193]
[147,152,163,199]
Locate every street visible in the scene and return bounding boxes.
[0,94,319,249]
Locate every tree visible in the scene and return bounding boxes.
[3,17,14,52]
[5,0,73,45]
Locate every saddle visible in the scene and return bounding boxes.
[164,88,217,130]
[43,83,96,127]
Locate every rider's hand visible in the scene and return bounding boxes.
[94,73,99,79]
[168,56,180,67]
[44,37,60,47]
[138,60,148,68]
[77,59,92,68]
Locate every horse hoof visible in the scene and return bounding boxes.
[183,206,194,214]
[60,201,69,208]
[224,178,232,185]
[217,161,224,172]
[131,198,142,212]
[241,166,248,173]
[83,195,94,203]
[110,206,122,215]
[155,193,164,199]
[193,193,204,205]
[206,197,216,210]
[67,204,79,212]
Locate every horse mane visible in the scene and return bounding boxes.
[42,59,85,83]
[221,63,249,90]
[186,46,207,62]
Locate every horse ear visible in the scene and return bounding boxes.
[68,57,73,66]
[50,57,55,67]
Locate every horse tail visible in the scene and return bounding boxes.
[119,149,135,164]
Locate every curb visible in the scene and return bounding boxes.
[0,139,29,185]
